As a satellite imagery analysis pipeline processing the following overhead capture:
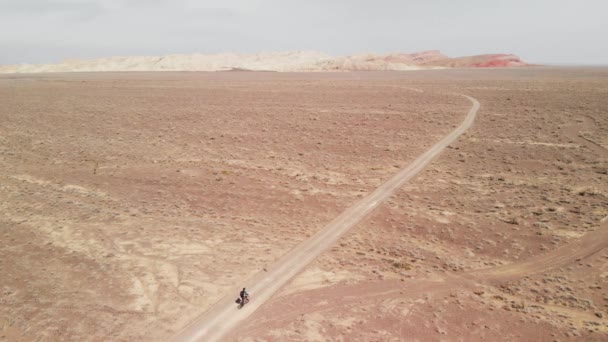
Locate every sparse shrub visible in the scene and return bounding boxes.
[391,261,412,270]
[505,217,520,225]
[577,187,602,196]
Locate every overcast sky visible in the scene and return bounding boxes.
[1,0,606,65]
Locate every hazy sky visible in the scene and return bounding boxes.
[1,0,606,65]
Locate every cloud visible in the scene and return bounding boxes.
[0,0,105,16]
[0,0,607,65]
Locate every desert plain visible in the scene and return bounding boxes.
[1,68,607,341]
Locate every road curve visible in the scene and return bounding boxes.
[172,95,481,342]
[469,218,608,283]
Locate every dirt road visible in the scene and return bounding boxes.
[172,95,480,342]
[470,219,608,283]
[237,218,608,338]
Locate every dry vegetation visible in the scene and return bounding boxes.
[235,68,608,341]
[1,72,465,340]
[1,69,607,341]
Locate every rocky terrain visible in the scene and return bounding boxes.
[0,50,528,73]
[1,68,606,341]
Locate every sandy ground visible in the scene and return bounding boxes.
[1,68,607,341]
[0,71,464,341]
[173,93,479,341]
[232,68,608,341]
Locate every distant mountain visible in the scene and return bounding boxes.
[420,54,527,68]
[0,51,529,73]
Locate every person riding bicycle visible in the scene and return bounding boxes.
[239,288,249,303]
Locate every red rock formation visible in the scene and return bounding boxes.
[421,53,528,68]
